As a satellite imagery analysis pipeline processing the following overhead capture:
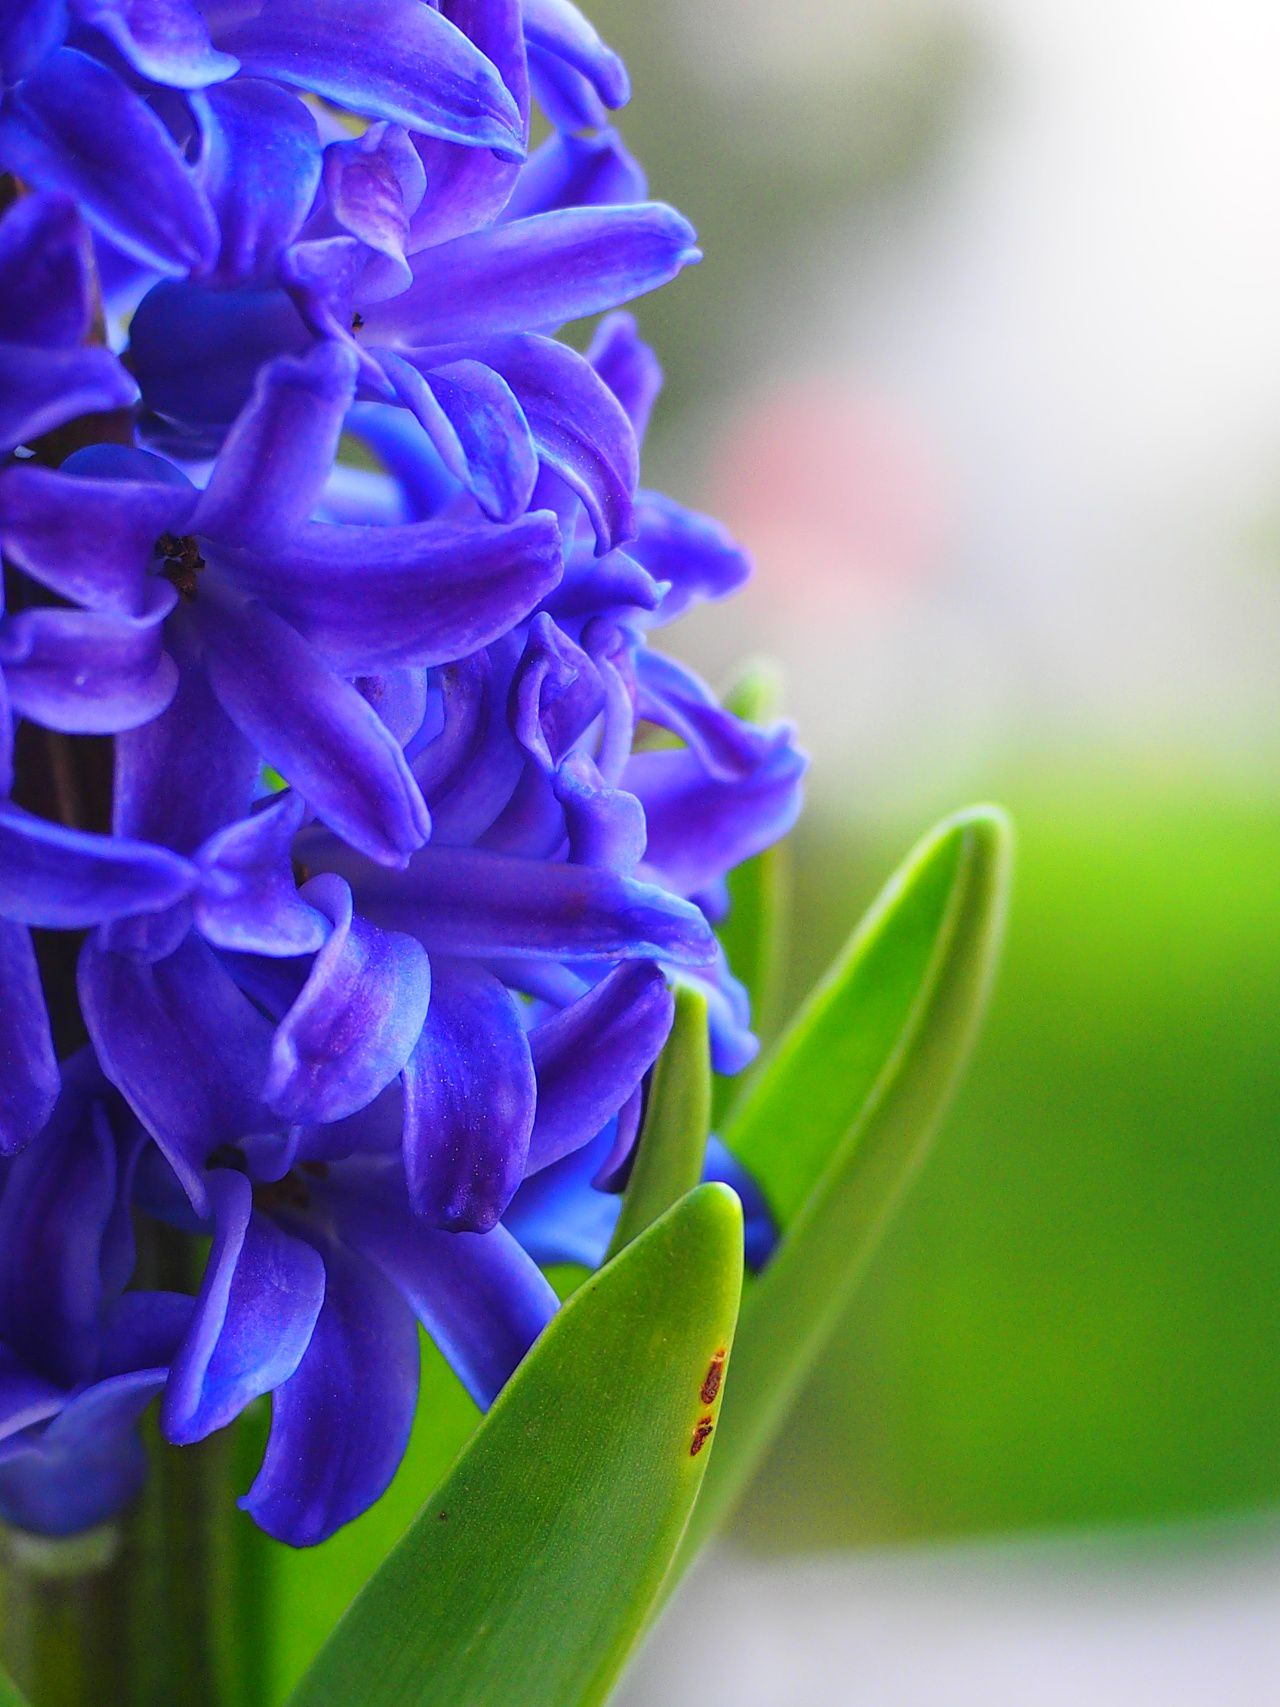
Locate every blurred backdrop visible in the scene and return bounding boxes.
[609,0,1280,1699]
[280,2,1280,1701]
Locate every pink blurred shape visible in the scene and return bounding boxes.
[709,378,948,614]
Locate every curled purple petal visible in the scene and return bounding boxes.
[523,0,629,111]
[0,343,137,457]
[0,457,194,615]
[0,922,58,1157]
[635,649,784,781]
[327,1169,557,1410]
[196,79,321,285]
[0,588,178,735]
[338,842,716,966]
[242,1219,418,1547]
[217,510,562,672]
[503,129,645,223]
[0,48,217,275]
[469,333,637,552]
[192,342,358,548]
[76,0,239,88]
[588,310,663,445]
[323,120,424,274]
[114,637,259,855]
[627,739,807,899]
[552,753,646,874]
[526,962,673,1172]
[0,1368,164,1536]
[263,873,431,1126]
[162,1170,325,1445]
[0,802,196,929]
[195,594,431,868]
[389,354,538,524]
[407,0,528,251]
[632,490,752,623]
[401,960,535,1230]
[79,932,277,1212]
[362,203,699,346]
[0,189,93,347]
[194,793,329,957]
[215,0,525,158]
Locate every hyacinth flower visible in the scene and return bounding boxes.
[87,4,678,557]
[331,308,807,1081]
[0,305,795,1546]
[259,316,803,1222]
[0,337,562,863]
[0,0,531,276]
[0,301,761,1552]
[127,120,697,558]
[0,3,1013,1700]
[0,0,758,1553]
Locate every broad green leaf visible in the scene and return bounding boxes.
[606,984,711,1260]
[290,1185,744,1707]
[680,805,1012,1558]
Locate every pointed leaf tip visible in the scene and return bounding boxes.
[606,983,712,1260]
[677,802,1013,1564]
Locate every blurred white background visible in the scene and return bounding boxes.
[621,1523,1280,1707]
[671,0,1280,814]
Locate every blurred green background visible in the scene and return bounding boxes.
[746,769,1280,1548]
[267,1,1280,1695]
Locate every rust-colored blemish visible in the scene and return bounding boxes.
[700,1349,726,1407]
[689,1416,715,1457]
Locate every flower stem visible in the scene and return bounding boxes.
[1,1233,273,1706]
[0,222,269,1706]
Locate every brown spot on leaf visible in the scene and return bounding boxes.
[689,1416,715,1457]
[700,1350,726,1407]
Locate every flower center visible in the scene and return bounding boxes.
[154,532,206,600]
[251,1160,331,1215]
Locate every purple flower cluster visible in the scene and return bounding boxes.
[0,0,803,1546]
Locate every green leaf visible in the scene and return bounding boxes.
[605,984,711,1260]
[680,805,1012,1559]
[714,664,793,1100]
[0,1663,30,1707]
[289,1184,744,1707]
